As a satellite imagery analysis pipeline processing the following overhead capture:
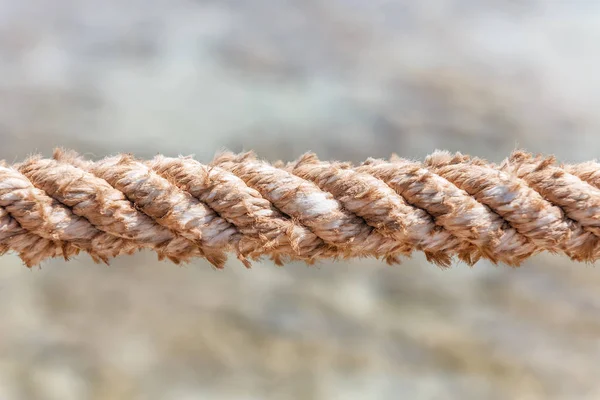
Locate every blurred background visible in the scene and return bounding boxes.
[0,0,599,399]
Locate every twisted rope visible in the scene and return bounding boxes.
[0,148,598,268]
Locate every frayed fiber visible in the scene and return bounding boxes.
[1,149,598,268]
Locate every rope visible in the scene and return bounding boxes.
[0,148,598,268]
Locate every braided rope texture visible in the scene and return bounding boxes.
[1,148,599,268]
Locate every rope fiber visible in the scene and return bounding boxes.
[1,148,599,268]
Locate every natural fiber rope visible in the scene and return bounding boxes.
[0,148,598,268]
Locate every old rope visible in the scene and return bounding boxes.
[0,149,598,268]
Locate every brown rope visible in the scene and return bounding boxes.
[1,148,598,268]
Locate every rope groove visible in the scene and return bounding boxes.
[1,148,598,268]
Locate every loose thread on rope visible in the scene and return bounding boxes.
[0,148,598,268]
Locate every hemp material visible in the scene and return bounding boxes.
[1,148,599,268]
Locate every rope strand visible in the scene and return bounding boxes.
[1,148,598,268]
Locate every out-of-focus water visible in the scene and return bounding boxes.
[0,1,599,399]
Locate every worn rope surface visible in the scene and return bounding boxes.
[1,148,599,268]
